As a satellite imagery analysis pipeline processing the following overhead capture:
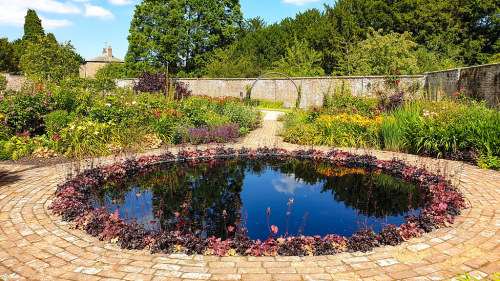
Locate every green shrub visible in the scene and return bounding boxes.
[0,115,10,141]
[222,102,260,130]
[51,86,80,112]
[0,140,12,160]
[54,118,115,159]
[0,90,58,134]
[281,123,317,145]
[45,110,74,136]
[322,83,377,113]
[477,155,500,171]
[0,134,51,160]
[0,74,7,90]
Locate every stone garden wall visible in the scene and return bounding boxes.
[4,63,499,108]
[425,63,500,106]
[118,76,425,109]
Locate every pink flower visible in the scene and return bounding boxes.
[174,212,180,217]
[228,226,235,232]
[156,113,161,117]
[10,105,14,108]
[397,80,401,84]
[271,225,278,234]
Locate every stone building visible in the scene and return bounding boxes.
[79,46,124,78]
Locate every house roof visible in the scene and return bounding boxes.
[86,55,124,63]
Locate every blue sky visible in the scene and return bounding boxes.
[0,0,332,61]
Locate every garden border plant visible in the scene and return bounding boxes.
[49,147,467,256]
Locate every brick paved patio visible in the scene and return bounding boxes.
[0,119,499,280]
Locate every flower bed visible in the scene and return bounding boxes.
[49,147,467,256]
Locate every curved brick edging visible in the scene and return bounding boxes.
[1,120,499,280]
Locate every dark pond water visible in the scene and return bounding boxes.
[93,158,426,241]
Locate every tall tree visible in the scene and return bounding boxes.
[0,38,18,73]
[20,36,81,83]
[125,0,243,76]
[22,9,45,44]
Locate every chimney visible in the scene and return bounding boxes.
[108,46,113,57]
[102,48,107,56]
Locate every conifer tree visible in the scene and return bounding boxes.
[22,9,45,44]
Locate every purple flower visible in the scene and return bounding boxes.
[10,105,14,108]
[27,107,32,111]
[11,111,14,115]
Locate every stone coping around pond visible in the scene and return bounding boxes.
[0,120,499,280]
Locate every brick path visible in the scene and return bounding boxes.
[1,119,499,280]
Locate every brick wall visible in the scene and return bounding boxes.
[80,62,109,78]
[4,63,499,107]
[118,76,426,108]
[425,63,500,106]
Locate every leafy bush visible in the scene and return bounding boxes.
[45,110,74,137]
[133,71,191,100]
[0,74,7,90]
[322,83,377,114]
[0,114,10,140]
[0,90,57,134]
[151,109,184,143]
[281,123,317,145]
[54,118,115,158]
[314,114,383,147]
[222,102,260,130]
[0,133,52,160]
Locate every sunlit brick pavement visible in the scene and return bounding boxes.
[1,117,499,280]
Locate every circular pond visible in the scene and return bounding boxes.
[50,148,466,256]
[93,157,425,242]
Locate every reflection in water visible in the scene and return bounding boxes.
[271,174,310,195]
[92,158,427,241]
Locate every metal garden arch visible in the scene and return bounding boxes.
[247,72,301,107]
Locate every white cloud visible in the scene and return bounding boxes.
[40,15,73,29]
[272,174,309,195]
[282,0,320,6]
[72,0,90,2]
[0,0,80,27]
[108,0,133,5]
[84,3,114,20]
